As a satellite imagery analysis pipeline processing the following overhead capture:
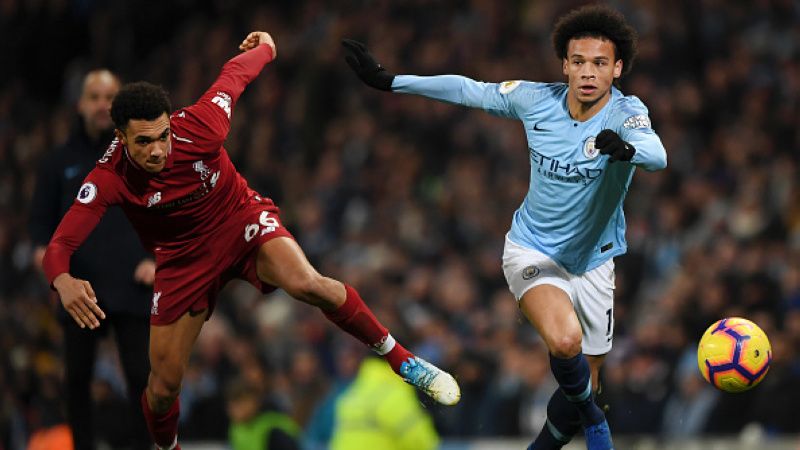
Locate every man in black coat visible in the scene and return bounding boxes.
[30,69,154,450]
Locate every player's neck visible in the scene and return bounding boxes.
[566,90,611,122]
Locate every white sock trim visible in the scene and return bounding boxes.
[157,436,177,450]
[373,334,396,356]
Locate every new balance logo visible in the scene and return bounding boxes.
[151,291,162,315]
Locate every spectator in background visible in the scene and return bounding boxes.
[303,341,363,450]
[660,349,719,438]
[28,69,154,450]
[226,377,300,450]
[330,355,439,450]
[25,373,73,450]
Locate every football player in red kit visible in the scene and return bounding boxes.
[43,31,460,450]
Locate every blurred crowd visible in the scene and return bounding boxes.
[2,0,800,448]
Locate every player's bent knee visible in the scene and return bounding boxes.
[148,357,185,399]
[549,333,583,359]
[148,369,182,402]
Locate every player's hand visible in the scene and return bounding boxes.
[596,129,636,163]
[239,31,276,59]
[53,273,105,329]
[342,39,394,91]
[134,259,156,286]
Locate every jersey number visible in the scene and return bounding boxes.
[244,211,279,242]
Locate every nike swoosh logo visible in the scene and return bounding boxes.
[533,123,550,132]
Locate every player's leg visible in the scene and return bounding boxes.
[110,313,152,450]
[63,319,100,450]
[530,355,606,450]
[519,286,606,418]
[141,310,206,450]
[503,238,611,449]
[255,236,460,405]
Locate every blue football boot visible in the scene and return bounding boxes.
[584,419,614,450]
[399,356,461,405]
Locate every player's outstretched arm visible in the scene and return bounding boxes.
[44,206,108,329]
[42,170,118,329]
[180,31,277,145]
[342,39,523,118]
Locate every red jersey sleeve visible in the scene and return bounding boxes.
[176,44,274,148]
[42,168,123,285]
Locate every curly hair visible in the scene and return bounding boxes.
[552,5,638,77]
[111,81,172,130]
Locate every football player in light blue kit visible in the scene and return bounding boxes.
[343,5,666,450]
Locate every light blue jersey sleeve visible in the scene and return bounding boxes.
[607,96,667,171]
[391,75,538,119]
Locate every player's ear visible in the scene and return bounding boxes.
[114,128,126,145]
[562,58,569,76]
[613,60,623,79]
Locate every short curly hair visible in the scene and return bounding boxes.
[552,5,638,77]
[111,81,172,130]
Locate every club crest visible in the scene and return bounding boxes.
[584,136,599,159]
[522,265,540,280]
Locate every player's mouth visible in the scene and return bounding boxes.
[145,159,165,169]
[578,85,597,95]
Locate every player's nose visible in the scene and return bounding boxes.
[151,144,166,157]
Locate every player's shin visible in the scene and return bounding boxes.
[529,389,581,450]
[322,284,413,374]
[549,353,605,426]
[141,392,180,449]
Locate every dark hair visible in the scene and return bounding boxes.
[110,81,171,130]
[552,5,638,77]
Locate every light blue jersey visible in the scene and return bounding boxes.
[392,75,667,274]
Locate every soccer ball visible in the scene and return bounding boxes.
[697,317,772,393]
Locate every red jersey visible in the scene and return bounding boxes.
[43,44,275,285]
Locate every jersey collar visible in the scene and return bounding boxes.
[562,85,621,123]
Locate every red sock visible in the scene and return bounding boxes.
[140,391,180,448]
[324,284,414,373]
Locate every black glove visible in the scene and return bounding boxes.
[342,39,395,91]
[596,129,636,163]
